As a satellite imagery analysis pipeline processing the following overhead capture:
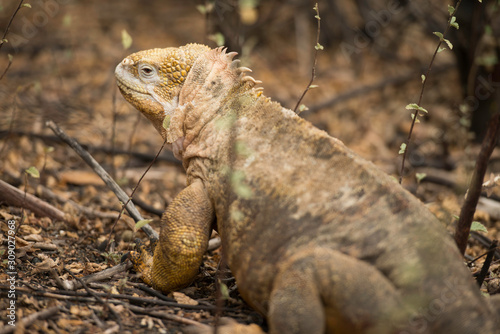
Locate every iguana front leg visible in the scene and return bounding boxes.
[131,179,214,292]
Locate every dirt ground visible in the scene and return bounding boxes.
[0,0,499,333]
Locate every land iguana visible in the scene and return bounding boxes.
[115,43,500,333]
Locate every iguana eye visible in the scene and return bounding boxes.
[138,64,156,79]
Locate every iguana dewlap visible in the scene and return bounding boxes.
[115,44,499,333]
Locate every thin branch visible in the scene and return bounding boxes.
[127,304,207,328]
[0,284,229,311]
[45,120,159,242]
[307,64,453,114]
[399,0,463,183]
[105,137,167,250]
[0,0,27,83]
[0,55,12,81]
[294,3,322,114]
[64,267,123,329]
[475,240,498,287]
[0,0,25,52]
[63,262,132,291]
[454,112,500,255]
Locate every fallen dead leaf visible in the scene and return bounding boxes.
[172,292,199,305]
[57,318,85,328]
[59,170,106,186]
[70,305,92,317]
[32,255,59,273]
[24,233,44,242]
[85,262,108,273]
[65,262,85,273]
[16,236,33,247]
[19,225,43,235]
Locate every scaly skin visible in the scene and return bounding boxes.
[115,44,499,333]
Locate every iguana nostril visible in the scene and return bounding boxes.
[122,58,133,66]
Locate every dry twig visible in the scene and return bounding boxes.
[293,3,322,114]
[45,120,159,241]
[399,0,464,183]
[0,0,26,81]
[455,112,500,255]
[306,64,453,114]
[0,179,66,221]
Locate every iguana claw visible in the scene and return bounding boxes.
[128,238,155,286]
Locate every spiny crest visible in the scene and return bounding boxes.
[215,47,263,90]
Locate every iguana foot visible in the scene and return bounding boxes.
[128,238,155,286]
[184,318,265,334]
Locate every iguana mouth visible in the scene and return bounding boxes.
[115,76,149,96]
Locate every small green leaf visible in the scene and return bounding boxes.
[450,16,459,29]
[410,113,420,123]
[448,5,455,15]
[208,33,225,47]
[298,104,309,112]
[8,53,13,62]
[25,166,40,178]
[230,208,244,221]
[196,3,213,14]
[231,170,253,199]
[437,47,447,53]
[415,173,427,183]
[1,39,7,44]
[443,38,453,50]
[44,146,54,153]
[405,103,428,114]
[22,3,31,8]
[219,281,230,300]
[477,0,482,3]
[196,5,207,14]
[315,43,324,50]
[433,32,444,39]
[135,219,153,230]
[63,14,72,27]
[234,140,252,157]
[121,29,133,50]
[163,115,171,130]
[471,221,488,233]
[309,85,319,89]
[421,74,426,83]
[476,54,499,67]
[399,143,407,155]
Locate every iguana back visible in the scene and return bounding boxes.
[115,44,500,333]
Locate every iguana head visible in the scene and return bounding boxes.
[115,43,211,134]
[116,43,262,160]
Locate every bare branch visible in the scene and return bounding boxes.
[455,112,500,255]
[0,179,66,221]
[45,120,159,242]
[399,0,464,183]
[294,3,322,114]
